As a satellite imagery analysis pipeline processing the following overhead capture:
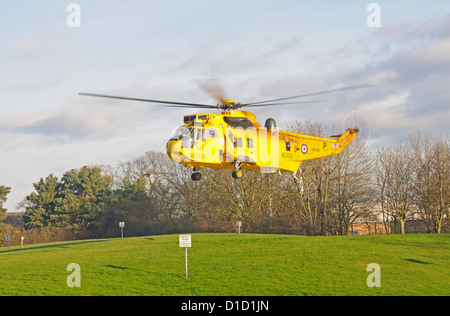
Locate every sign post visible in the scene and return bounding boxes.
[119,222,125,238]
[5,235,10,251]
[179,235,191,280]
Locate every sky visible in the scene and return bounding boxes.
[1,0,449,211]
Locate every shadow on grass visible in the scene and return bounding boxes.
[403,258,433,265]
[0,239,110,254]
[105,264,135,270]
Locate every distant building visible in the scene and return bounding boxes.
[351,220,428,235]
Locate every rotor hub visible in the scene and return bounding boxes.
[218,100,243,110]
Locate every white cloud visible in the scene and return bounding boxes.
[361,92,413,132]
[408,39,450,65]
[1,37,69,58]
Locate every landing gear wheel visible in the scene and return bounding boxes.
[191,172,202,181]
[232,170,243,179]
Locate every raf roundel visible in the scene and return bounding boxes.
[301,144,308,154]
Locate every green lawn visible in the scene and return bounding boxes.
[0,233,448,296]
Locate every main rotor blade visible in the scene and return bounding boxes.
[79,92,218,108]
[243,100,327,107]
[245,84,373,106]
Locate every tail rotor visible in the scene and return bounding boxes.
[341,109,371,151]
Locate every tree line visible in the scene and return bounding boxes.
[1,122,449,242]
[0,185,11,221]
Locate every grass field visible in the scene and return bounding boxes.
[0,233,448,296]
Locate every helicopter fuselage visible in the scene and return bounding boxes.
[166,110,358,177]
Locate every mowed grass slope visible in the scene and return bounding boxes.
[0,233,448,296]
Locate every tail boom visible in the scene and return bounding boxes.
[292,128,358,163]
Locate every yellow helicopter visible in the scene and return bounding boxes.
[80,84,369,181]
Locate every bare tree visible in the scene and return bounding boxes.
[410,133,449,233]
[376,144,415,234]
[330,147,377,235]
[114,151,180,219]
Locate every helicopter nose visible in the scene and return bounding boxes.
[166,140,182,163]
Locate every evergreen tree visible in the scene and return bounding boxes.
[23,174,59,229]
[23,166,112,230]
[0,185,11,221]
[58,166,112,230]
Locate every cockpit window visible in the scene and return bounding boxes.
[170,126,192,141]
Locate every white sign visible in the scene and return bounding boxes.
[5,235,10,241]
[119,222,125,228]
[179,235,191,248]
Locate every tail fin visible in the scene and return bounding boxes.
[331,128,358,153]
